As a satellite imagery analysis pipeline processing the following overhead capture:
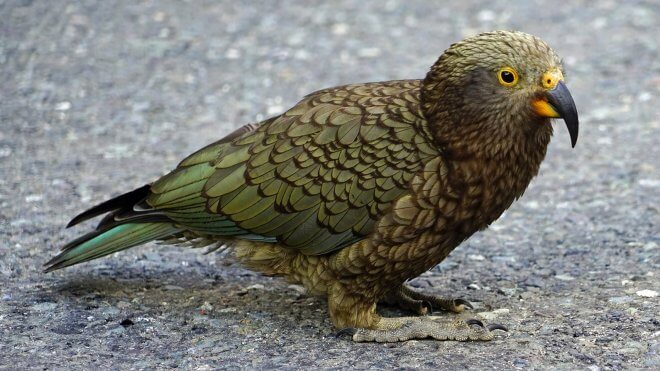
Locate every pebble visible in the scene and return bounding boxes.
[331,23,349,35]
[225,49,241,59]
[635,289,658,298]
[477,10,495,22]
[468,254,485,261]
[358,48,381,58]
[638,179,660,188]
[0,146,11,157]
[24,194,43,203]
[477,308,510,321]
[55,101,71,111]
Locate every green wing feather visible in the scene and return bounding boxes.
[148,80,439,255]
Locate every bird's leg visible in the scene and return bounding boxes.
[351,316,507,342]
[380,287,431,315]
[396,285,474,314]
[329,284,506,342]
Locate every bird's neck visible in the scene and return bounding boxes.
[441,124,552,232]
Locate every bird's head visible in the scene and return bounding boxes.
[421,30,578,159]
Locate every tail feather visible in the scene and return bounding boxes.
[66,185,151,228]
[45,222,182,272]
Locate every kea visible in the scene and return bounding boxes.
[45,30,579,342]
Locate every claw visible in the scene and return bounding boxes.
[423,300,434,315]
[465,319,484,327]
[454,299,473,309]
[487,324,508,332]
[335,327,357,338]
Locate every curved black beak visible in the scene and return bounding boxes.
[546,81,579,147]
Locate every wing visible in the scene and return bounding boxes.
[147,80,440,255]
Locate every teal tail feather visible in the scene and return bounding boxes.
[44,222,182,272]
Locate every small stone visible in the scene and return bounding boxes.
[468,254,485,261]
[591,17,607,29]
[637,91,652,102]
[153,11,166,22]
[24,194,43,203]
[477,308,510,321]
[639,179,660,188]
[477,10,495,22]
[225,48,241,59]
[164,285,184,291]
[635,289,658,298]
[246,284,265,290]
[55,101,71,111]
[267,105,283,115]
[358,48,381,58]
[524,200,539,209]
[477,311,497,321]
[468,283,481,290]
[554,274,575,281]
[331,23,349,35]
[0,146,11,157]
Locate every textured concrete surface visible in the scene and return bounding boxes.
[1,0,658,369]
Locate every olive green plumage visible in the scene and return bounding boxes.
[46,31,578,342]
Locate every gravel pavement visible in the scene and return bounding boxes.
[1,0,658,369]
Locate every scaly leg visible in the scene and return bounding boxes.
[351,316,507,342]
[383,285,473,314]
[329,284,506,343]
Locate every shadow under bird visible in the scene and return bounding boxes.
[46,30,579,342]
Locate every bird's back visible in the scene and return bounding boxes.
[146,79,441,255]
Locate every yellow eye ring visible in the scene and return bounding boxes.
[497,67,519,87]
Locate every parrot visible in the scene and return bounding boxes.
[45,30,578,342]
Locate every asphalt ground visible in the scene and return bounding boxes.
[1,0,658,369]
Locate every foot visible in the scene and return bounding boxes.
[349,317,507,342]
[383,285,473,314]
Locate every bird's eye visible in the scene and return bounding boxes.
[497,67,519,87]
